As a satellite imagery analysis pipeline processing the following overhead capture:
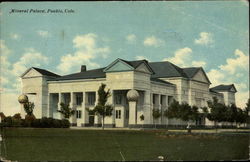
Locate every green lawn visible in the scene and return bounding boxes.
[1,128,249,161]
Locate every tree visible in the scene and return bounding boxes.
[0,112,6,122]
[243,99,250,126]
[207,97,227,132]
[225,104,238,125]
[164,100,199,133]
[24,102,35,116]
[245,98,250,113]
[58,103,75,119]
[93,83,113,130]
[235,108,246,128]
[164,99,180,119]
[152,109,161,128]
[13,113,22,120]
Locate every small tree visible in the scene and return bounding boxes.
[207,97,227,132]
[13,113,22,120]
[152,109,161,128]
[0,112,6,122]
[164,100,199,133]
[225,104,238,126]
[244,99,250,126]
[235,108,246,129]
[24,102,35,116]
[58,103,75,119]
[164,99,180,119]
[140,114,144,121]
[93,83,113,129]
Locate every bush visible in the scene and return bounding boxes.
[0,112,6,122]
[1,115,70,128]
[3,116,12,127]
[40,117,54,128]
[13,113,22,120]
[32,119,41,127]
[53,119,62,128]
[61,119,70,128]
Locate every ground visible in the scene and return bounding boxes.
[1,128,249,161]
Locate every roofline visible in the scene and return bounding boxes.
[210,84,237,93]
[150,81,176,87]
[20,67,33,78]
[103,58,134,72]
[48,78,106,83]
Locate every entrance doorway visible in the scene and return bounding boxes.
[115,107,124,127]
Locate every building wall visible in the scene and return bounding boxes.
[21,67,236,128]
[220,92,235,106]
[22,69,50,118]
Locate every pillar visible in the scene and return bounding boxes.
[81,92,87,126]
[69,92,76,125]
[129,101,137,125]
[47,93,52,117]
[127,89,139,127]
[57,93,62,119]
[143,91,152,125]
[94,91,101,127]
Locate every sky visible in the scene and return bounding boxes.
[0,1,249,116]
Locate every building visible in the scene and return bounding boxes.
[20,58,236,127]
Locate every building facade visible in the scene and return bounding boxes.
[20,58,236,127]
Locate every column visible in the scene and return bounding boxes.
[94,91,101,127]
[165,96,169,125]
[57,93,62,119]
[129,101,137,125]
[47,93,51,117]
[69,92,76,125]
[143,90,152,125]
[156,94,161,124]
[127,89,139,127]
[81,92,86,127]
[107,90,115,127]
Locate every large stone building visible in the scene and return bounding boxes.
[20,58,236,127]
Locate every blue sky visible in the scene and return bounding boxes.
[0,1,249,115]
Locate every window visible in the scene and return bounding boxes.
[76,110,82,119]
[88,92,96,105]
[115,110,121,119]
[76,94,83,106]
[115,94,122,105]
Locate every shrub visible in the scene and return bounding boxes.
[12,118,22,127]
[1,115,70,128]
[13,113,22,120]
[0,112,6,121]
[3,116,12,127]
[61,119,70,128]
[32,119,41,127]
[53,119,62,128]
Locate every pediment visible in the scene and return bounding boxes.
[230,86,237,93]
[21,68,43,78]
[193,69,210,84]
[135,63,152,74]
[104,59,134,72]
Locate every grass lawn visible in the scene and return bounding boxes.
[1,128,249,161]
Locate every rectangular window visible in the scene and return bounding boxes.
[76,110,82,119]
[115,110,121,119]
[76,94,83,106]
[115,94,122,105]
[88,92,96,105]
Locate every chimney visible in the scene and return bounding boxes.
[81,65,86,72]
